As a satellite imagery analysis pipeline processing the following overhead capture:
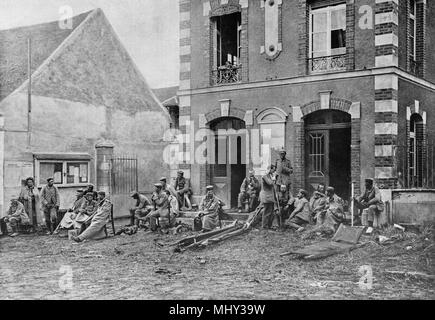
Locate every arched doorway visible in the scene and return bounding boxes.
[209,117,246,209]
[304,110,351,200]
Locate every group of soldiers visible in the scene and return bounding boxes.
[0,177,113,242]
[235,149,384,232]
[1,151,384,239]
[128,171,192,232]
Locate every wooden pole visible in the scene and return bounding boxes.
[27,38,32,145]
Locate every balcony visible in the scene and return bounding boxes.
[211,63,241,85]
[308,54,346,74]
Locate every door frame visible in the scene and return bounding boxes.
[304,120,351,195]
[209,117,246,209]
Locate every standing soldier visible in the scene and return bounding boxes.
[40,177,60,235]
[275,148,293,196]
[259,164,277,229]
[19,177,41,227]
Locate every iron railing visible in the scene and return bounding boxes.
[308,54,346,73]
[394,142,435,189]
[211,63,241,85]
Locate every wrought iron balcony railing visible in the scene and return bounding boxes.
[308,54,346,74]
[211,63,241,85]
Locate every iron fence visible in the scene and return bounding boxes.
[110,156,138,194]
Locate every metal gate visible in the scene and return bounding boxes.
[110,156,138,195]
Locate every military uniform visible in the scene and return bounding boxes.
[260,173,276,229]
[78,198,112,241]
[148,190,170,231]
[197,194,224,231]
[0,201,29,235]
[174,176,192,207]
[237,175,260,211]
[275,157,293,191]
[317,194,344,230]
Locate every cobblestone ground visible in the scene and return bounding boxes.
[0,228,434,300]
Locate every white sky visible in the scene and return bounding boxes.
[0,0,179,89]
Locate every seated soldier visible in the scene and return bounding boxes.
[316,187,345,231]
[173,171,193,210]
[284,189,310,232]
[53,189,85,234]
[354,178,384,228]
[159,190,179,232]
[129,191,151,226]
[72,191,112,242]
[196,185,225,232]
[237,169,260,213]
[75,192,98,233]
[143,183,169,232]
[310,183,327,224]
[0,196,30,237]
[281,186,295,222]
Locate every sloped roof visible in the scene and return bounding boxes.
[0,11,90,102]
[0,8,170,118]
[153,86,179,106]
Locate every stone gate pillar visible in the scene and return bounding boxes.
[95,141,114,196]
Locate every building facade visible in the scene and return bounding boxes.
[0,9,171,219]
[176,0,435,209]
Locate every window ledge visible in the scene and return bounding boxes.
[33,153,92,161]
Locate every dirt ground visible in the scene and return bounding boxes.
[0,226,434,300]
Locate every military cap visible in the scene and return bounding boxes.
[159,177,167,182]
[298,189,308,197]
[177,170,184,175]
[130,191,139,197]
[326,186,335,193]
[279,147,287,154]
[85,192,94,196]
[206,185,214,190]
[46,177,54,182]
[154,183,163,188]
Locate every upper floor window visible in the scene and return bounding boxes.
[309,4,346,73]
[211,12,242,85]
[409,0,416,61]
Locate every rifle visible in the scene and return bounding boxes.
[271,179,282,227]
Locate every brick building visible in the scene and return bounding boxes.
[174,0,435,209]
